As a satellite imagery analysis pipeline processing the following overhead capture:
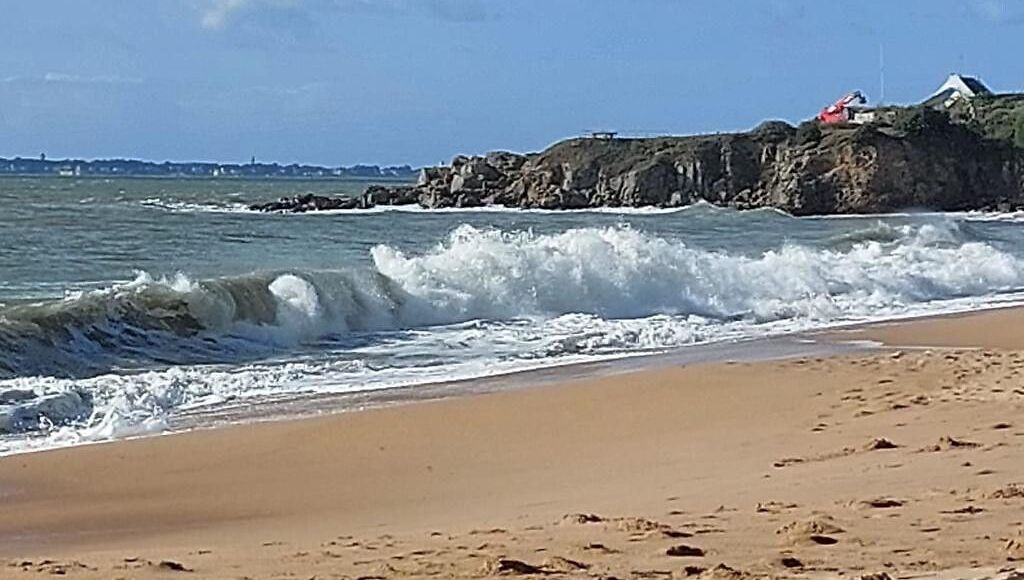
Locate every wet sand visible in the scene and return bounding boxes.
[2,308,1024,579]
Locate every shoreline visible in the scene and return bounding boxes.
[2,306,1024,578]
[1,333,865,459]
[9,298,1022,459]
[167,335,870,440]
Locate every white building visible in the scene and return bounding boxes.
[925,73,993,108]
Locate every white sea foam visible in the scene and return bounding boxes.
[3,220,1024,454]
[373,222,1023,323]
[139,197,251,213]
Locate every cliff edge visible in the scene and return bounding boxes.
[253,96,1024,215]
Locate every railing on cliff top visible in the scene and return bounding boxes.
[582,130,686,140]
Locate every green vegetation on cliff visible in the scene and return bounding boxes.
[256,93,1024,215]
[1014,110,1024,149]
[893,107,955,136]
[794,120,823,145]
[945,93,1024,144]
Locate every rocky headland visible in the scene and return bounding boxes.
[251,96,1024,215]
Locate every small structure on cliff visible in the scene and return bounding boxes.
[818,91,868,124]
[252,91,1024,216]
[925,73,992,108]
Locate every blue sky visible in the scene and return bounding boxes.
[1,0,1022,167]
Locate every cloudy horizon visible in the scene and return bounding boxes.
[1,0,1022,166]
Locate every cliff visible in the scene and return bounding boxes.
[252,97,1024,215]
[407,114,1024,215]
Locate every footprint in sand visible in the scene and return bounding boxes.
[940,505,984,515]
[987,484,1024,499]
[543,556,589,572]
[920,436,981,452]
[864,437,900,450]
[1005,529,1024,559]
[665,544,706,557]
[777,516,845,546]
[858,498,904,509]
[755,501,799,514]
[154,560,193,573]
[582,542,619,554]
[779,556,804,568]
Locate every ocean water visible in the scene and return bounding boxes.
[3,175,1024,454]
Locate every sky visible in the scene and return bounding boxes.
[1,0,1022,167]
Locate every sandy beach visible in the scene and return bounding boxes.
[2,308,1024,579]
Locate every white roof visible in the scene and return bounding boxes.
[932,73,992,99]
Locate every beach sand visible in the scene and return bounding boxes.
[2,309,1024,579]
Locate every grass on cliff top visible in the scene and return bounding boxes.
[948,93,1024,145]
[830,94,1024,149]
[536,93,1024,166]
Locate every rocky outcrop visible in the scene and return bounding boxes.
[248,187,419,212]
[249,193,361,212]
[396,122,1024,215]
[252,106,1024,215]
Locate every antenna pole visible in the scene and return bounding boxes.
[878,43,886,105]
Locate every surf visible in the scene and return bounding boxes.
[4,219,1024,451]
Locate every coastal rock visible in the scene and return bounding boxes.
[251,97,1024,214]
[248,187,422,213]
[392,99,1024,214]
[362,185,419,207]
[248,193,360,213]
[0,390,93,434]
[417,166,451,187]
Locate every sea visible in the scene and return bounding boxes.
[3,175,1024,455]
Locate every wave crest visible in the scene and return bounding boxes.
[374,222,1022,323]
[2,221,1022,382]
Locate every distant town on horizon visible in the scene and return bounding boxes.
[0,155,418,180]
[3,72,1016,182]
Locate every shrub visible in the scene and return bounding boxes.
[753,120,795,139]
[1014,111,1024,149]
[794,120,822,145]
[851,123,879,143]
[894,106,953,135]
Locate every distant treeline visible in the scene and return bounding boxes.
[0,157,417,179]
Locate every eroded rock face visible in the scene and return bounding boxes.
[253,115,1024,215]
[400,123,1024,214]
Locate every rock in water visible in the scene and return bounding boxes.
[0,390,93,434]
[0,389,36,405]
[248,193,361,213]
[361,185,419,207]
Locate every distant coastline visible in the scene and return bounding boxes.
[0,156,417,180]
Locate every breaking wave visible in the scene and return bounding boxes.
[3,221,1022,380]
[3,220,1024,448]
[373,221,1022,322]
[0,269,416,379]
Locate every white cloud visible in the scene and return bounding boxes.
[193,0,499,31]
[43,73,143,85]
[199,0,253,30]
[0,74,143,85]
